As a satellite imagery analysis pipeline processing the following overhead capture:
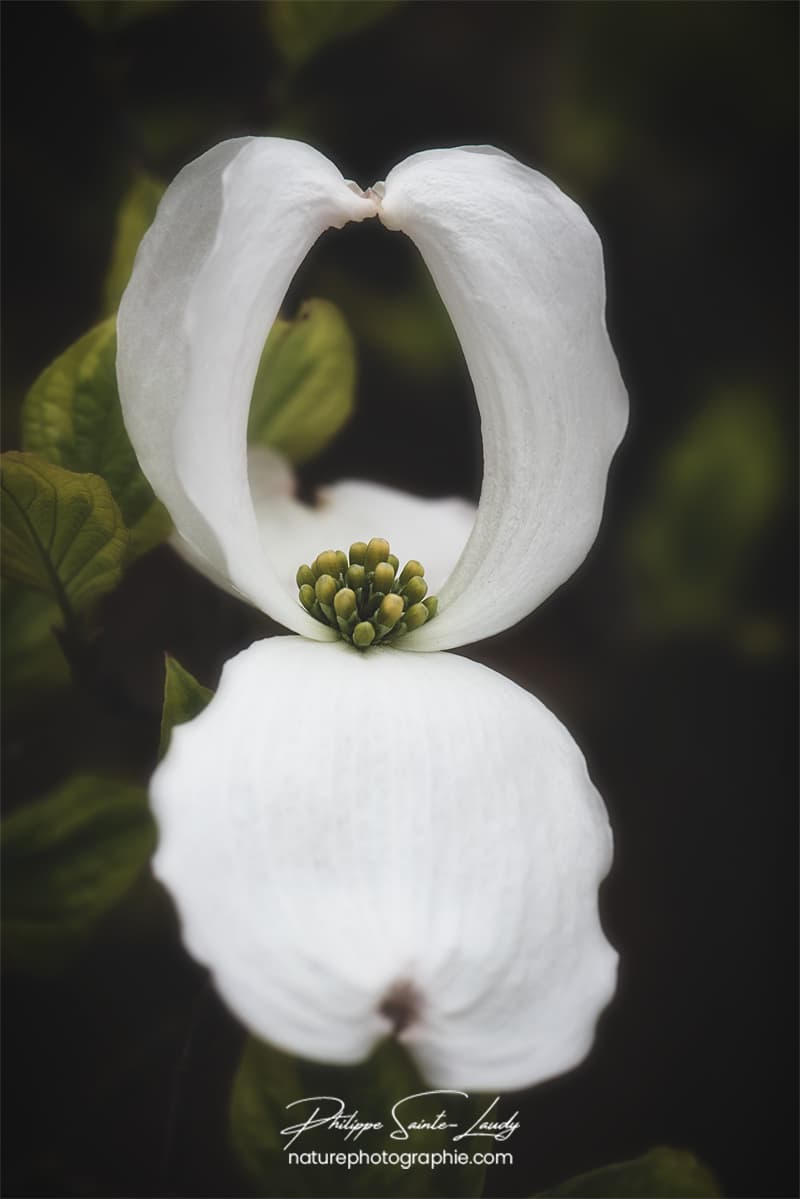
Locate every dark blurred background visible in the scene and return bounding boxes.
[2,2,797,1197]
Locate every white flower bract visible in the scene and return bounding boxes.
[117,137,628,1089]
[154,637,616,1089]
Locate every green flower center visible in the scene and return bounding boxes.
[296,538,438,650]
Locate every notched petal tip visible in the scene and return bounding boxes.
[343,178,381,220]
[152,636,617,1089]
[378,980,423,1036]
[368,179,387,211]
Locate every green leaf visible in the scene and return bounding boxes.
[2,775,156,975]
[322,264,461,377]
[626,387,788,642]
[21,319,171,559]
[1,452,129,621]
[1,580,69,711]
[71,0,178,33]
[159,655,214,760]
[248,299,356,465]
[103,170,165,315]
[537,1146,721,1198]
[266,0,403,66]
[230,1036,487,1198]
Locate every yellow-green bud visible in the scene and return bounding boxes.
[423,595,438,619]
[404,602,429,631]
[399,559,424,586]
[353,621,376,649]
[365,537,391,572]
[299,584,316,612]
[372,561,395,594]
[297,538,439,649]
[377,593,404,630]
[347,564,366,591]
[314,550,340,578]
[315,574,338,605]
[404,575,428,604]
[334,588,357,621]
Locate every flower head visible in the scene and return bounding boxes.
[117,138,627,1089]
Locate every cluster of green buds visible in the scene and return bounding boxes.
[296,538,438,650]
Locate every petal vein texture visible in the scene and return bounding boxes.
[379,146,628,650]
[152,636,617,1089]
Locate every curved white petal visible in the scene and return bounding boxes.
[168,446,296,604]
[117,137,376,637]
[152,636,617,1090]
[378,146,628,651]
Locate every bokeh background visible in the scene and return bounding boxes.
[2,2,797,1197]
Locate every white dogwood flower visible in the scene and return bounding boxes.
[117,139,627,1090]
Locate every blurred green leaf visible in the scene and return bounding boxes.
[266,0,402,67]
[248,299,356,464]
[2,775,156,975]
[320,263,460,378]
[129,94,244,169]
[537,1146,720,1197]
[542,94,631,192]
[230,1036,487,1198]
[22,319,171,560]
[159,655,214,760]
[541,4,792,194]
[103,171,165,314]
[1,580,69,711]
[1,452,129,621]
[626,388,788,641]
[71,0,178,34]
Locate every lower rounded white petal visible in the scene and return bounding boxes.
[152,636,617,1090]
